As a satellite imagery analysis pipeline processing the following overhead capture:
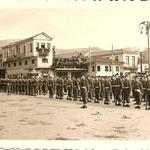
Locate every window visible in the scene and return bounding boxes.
[31,59,35,64]
[92,66,95,72]
[14,62,16,67]
[25,60,28,65]
[41,43,45,48]
[36,42,39,49]
[30,43,33,52]
[97,66,100,72]
[105,66,109,72]
[116,66,119,72]
[23,45,26,55]
[42,58,48,63]
[131,56,135,66]
[19,61,22,66]
[125,56,129,65]
[16,45,20,56]
[109,66,112,71]
[8,63,10,68]
[115,56,119,61]
[47,43,50,49]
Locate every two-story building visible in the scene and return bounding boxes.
[1,32,53,78]
[90,57,123,76]
[94,49,138,76]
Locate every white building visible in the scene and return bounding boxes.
[1,32,53,78]
[90,57,123,76]
[94,49,138,76]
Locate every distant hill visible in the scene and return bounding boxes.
[56,47,104,58]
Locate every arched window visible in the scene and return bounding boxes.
[42,58,48,63]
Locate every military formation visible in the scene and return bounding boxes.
[0,73,150,110]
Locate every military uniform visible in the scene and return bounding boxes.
[103,77,111,104]
[80,76,88,108]
[67,77,73,100]
[72,77,80,101]
[141,77,147,102]
[48,77,54,98]
[145,76,150,109]
[87,77,94,102]
[55,78,60,99]
[122,76,131,107]
[133,77,143,109]
[112,75,123,106]
[59,77,64,99]
[94,77,101,103]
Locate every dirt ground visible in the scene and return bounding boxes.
[0,92,150,140]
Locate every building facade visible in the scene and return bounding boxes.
[89,58,123,76]
[1,32,53,78]
[96,49,138,76]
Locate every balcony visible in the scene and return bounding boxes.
[38,48,50,57]
[123,65,138,70]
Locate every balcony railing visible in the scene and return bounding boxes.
[36,47,50,57]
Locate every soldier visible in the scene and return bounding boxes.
[113,74,123,106]
[103,76,112,104]
[145,75,150,110]
[140,77,147,102]
[67,76,73,100]
[38,77,43,95]
[133,76,143,109]
[55,77,60,99]
[87,76,94,102]
[64,77,68,94]
[122,75,131,107]
[42,77,48,95]
[80,75,88,108]
[59,76,64,99]
[72,76,80,101]
[48,76,54,98]
[131,76,136,101]
[94,76,101,103]
[6,77,11,95]
[99,76,104,101]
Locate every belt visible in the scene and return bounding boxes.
[147,89,150,90]
[123,87,129,89]
[81,87,86,89]
[112,85,120,87]
[105,87,109,88]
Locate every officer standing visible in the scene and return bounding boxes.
[145,75,150,110]
[72,76,80,101]
[80,75,88,108]
[48,76,54,98]
[103,76,111,105]
[133,76,143,109]
[87,76,94,102]
[94,76,101,103]
[122,75,131,107]
[67,76,73,100]
[113,74,123,106]
[59,76,64,99]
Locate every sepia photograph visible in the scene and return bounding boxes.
[0,0,150,142]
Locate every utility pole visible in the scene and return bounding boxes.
[139,21,150,75]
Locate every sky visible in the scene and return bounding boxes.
[0,0,150,50]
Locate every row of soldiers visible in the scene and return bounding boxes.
[0,74,150,109]
[54,74,150,109]
[0,77,52,96]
